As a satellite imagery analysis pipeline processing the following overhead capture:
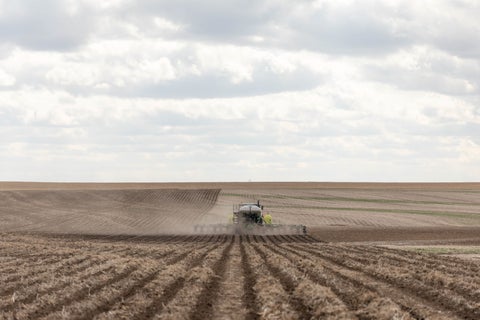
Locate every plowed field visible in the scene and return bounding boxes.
[1,233,479,320]
[1,182,480,320]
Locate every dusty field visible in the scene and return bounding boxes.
[1,182,480,319]
[0,188,220,234]
[2,182,480,234]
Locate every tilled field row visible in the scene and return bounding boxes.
[0,189,221,234]
[1,233,479,320]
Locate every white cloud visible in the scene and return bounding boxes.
[0,0,480,181]
[0,68,15,86]
[364,45,480,95]
[457,138,480,163]
[153,17,184,32]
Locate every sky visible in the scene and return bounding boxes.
[0,0,479,182]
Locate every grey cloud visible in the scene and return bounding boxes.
[432,30,480,59]
[0,107,22,125]
[104,114,279,148]
[1,0,478,59]
[0,106,288,157]
[57,66,322,99]
[282,5,410,55]
[280,2,480,57]
[364,48,480,96]
[0,43,14,59]
[108,66,323,98]
[367,116,480,143]
[366,65,477,95]
[126,0,277,41]
[415,122,480,139]
[2,103,480,181]
[426,4,480,58]
[0,0,95,51]
[0,57,55,91]
[302,122,380,138]
[120,1,410,55]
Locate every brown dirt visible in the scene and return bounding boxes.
[2,233,480,320]
[309,226,480,244]
[2,181,480,231]
[0,188,220,234]
[2,182,480,319]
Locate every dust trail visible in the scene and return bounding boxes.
[0,188,220,236]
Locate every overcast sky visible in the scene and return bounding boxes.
[1,0,479,182]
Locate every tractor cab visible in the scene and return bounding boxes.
[233,200,264,225]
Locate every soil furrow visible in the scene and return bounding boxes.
[60,244,213,320]
[331,244,480,297]
[1,263,118,313]
[239,235,260,320]
[289,243,470,319]
[242,240,301,318]
[19,264,138,319]
[271,241,443,320]
[0,255,109,299]
[0,255,92,287]
[189,236,235,320]
[250,243,314,320]
[132,240,227,319]
[90,243,220,320]
[252,242,357,320]
[306,243,480,306]
[350,245,480,281]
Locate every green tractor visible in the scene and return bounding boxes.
[194,200,306,235]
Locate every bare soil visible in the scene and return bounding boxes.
[1,182,480,319]
[309,226,480,244]
[1,233,479,320]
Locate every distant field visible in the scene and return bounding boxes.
[1,182,480,319]
[2,182,480,235]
